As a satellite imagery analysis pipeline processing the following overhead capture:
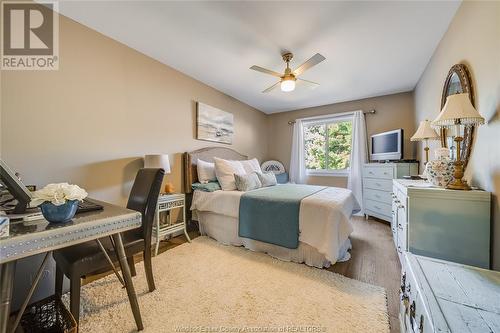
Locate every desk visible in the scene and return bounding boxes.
[0,201,144,333]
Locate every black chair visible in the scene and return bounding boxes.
[53,168,164,325]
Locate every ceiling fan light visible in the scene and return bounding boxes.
[280,78,296,92]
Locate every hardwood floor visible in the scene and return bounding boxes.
[329,217,401,333]
[86,217,401,333]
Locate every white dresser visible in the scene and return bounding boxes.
[392,179,491,269]
[400,253,500,333]
[362,163,418,222]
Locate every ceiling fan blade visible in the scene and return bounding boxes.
[250,65,282,78]
[262,81,281,93]
[293,53,326,76]
[297,78,320,89]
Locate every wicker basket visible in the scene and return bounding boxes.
[16,295,77,333]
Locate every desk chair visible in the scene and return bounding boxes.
[53,168,164,325]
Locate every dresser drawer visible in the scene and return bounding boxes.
[365,199,392,217]
[364,178,393,191]
[363,166,393,179]
[364,188,391,204]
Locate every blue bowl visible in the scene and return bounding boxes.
[40,200,79,224]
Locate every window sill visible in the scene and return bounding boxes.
[306,170,349,177]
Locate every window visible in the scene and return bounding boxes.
[304,118,352,174]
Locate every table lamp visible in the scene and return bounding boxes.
[411,120,440,164]
[144,154,173,193]
[432,93,485,190]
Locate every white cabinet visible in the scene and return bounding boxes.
[400,253,500,333]
[362,163,418,222]
[392,179,491,268]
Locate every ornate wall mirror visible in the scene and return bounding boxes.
[440,64,475,168]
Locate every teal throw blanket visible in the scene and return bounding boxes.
[238,184,325,249]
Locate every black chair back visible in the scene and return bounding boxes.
[127,168,164,246]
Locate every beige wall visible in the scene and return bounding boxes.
[267,92,416,187]
[1,14,268,206]
[414,1,500,269]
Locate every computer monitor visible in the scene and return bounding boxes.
[0,159,32,213]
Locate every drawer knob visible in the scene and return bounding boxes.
[410,301,417,329]
[419,315,424,333]
[400,273,406,293]
[401,294,410,312]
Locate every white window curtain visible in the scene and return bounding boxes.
[347,111,368,214]
[289,119,306,184]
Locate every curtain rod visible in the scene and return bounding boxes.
[287,109,376,125]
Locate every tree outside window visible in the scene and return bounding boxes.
[304,120,352,173]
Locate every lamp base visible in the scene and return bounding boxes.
[164,182,175,194]
[446,178,471,191]
[424,146,429,164]
[445,135,471,191]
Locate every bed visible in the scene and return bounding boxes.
[183,147,360,268]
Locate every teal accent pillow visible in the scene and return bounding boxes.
[275,172,289,184]
[192,181,221,192]
[256,172,277,187]
[234,173,262,191]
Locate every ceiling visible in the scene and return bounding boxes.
[54,1,460,114]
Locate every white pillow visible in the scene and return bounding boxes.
[214,157,246,191]
[234,172,262,191]
[240,158,261,174]
[197,159,217,184]
[256,172,277,187]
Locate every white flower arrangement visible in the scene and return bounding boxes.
[31,183,88,206]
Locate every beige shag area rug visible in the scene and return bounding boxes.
[68,236,389,332]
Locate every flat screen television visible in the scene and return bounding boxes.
[370,129,404,161]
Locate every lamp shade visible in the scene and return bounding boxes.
[432,93,485,128]
[411,120,440,141]
[144,154,171,174]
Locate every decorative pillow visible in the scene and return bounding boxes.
[234,173,262,192]
[197,159,217,184]
[240,158,261,174]
[256,172,277,187]
[275,172,289,184]
[192,181,221,192]
[214,157,246,191]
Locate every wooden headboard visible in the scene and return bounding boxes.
[183,147,248,194]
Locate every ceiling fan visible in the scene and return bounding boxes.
[250,52,326,93]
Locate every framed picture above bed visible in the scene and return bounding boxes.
[196,102,234,144]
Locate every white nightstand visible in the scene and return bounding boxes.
[153,193,191,255]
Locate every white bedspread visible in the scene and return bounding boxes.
[191,185,359,263]
[192,189,242,218]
